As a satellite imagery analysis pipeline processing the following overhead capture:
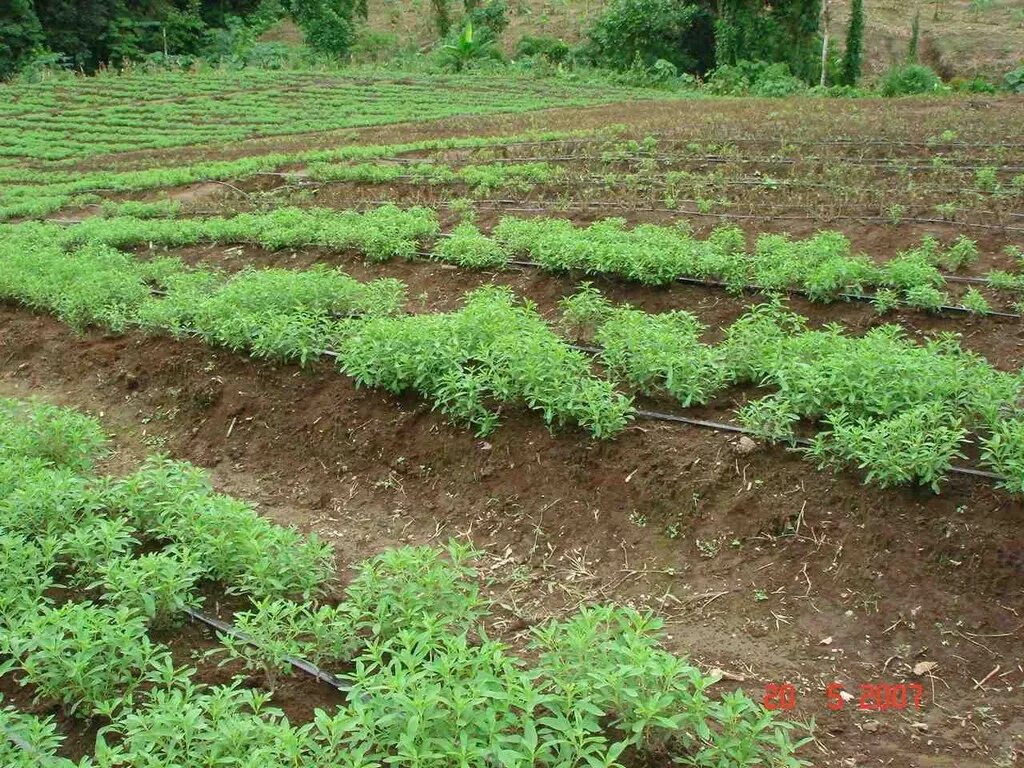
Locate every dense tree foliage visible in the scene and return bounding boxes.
[0,0,372,77]
[289,0,366,56]
[584,0,715,74]
[716,0,823,82]
[0,0,43,78]
[841,0,864,85]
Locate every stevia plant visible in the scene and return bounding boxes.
[343,541,486,640]
[336,286,634,438]
[95,548,204,628]
[215,598,353,689]
[980,419,1024,493]
[560,285,729,407]
[0,397,107,471]
[435,222,508,268]
[59,515,139,587]
[92,681,322,768]
[0,534,59,626]
[0,697,77,768]
[804,404,968,491]
[103,456,213,532]
[154,491,335,600]
[530,605,812,764]
[2,602,179,717]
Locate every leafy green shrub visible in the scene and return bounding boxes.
[583,0,714,73]
[344,541,485,640]
[59,515,138,586]
[349,29,402,62]
[532,605,811,761]
[0,534,58,624]
[154,491,335,600]
[290,0,366,57]
[749,64,807,97]
[97,682,309,766]
[142,265,406,365]
[104,456,213,532]
[466,0,510,38]
[1003,63,1024,93]
[706,60,806,97]
[879,63,942,96]
[0,4,41,80]
[737,397,800,443]
[951,76,997,94]
[436,223,508,268]
[561,288,728,406]
[980,419,1024,492]
[0,398,107,471]
[516,35,570,64]
[959,288,991,315]
[0,698,70,768]
[217,598,353,688]
[0,467,105,538]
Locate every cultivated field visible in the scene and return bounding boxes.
[1,71,1022,767]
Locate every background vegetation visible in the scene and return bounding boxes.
[1,0,1021,93]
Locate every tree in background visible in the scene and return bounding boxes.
[907,9,921,62]
[841,0,863,85]
[32,0,122,70]
[0,0,43,78]
[584,0,716,74]
[289,0,366,55]
[716,0,823,83]
[430,0,453,37]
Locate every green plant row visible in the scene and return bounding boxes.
[7,213,1024,490]
[23,204,1024,316]
[304,160,564,194]
[562,286,1024,492]
[0,70,653,163]
[6,215,1024,493]
[0,398,808,767]
[454,217,1014,314]
[0,128,603,220]
[0,222,631,438]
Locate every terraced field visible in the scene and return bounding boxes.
[1,71,1022,766]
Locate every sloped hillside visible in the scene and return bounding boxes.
[360,0,1023,79]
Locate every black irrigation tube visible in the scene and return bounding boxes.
[298,168,1018,198]
[320,343,1009,483]
[633,408,1005,482]
[340,196,1024,233]
[183,607,352,695]
[494,137,1024,151]
[418,153,1024,174]
[506,258,1024,320]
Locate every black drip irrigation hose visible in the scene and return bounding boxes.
[507,259,1023,320]
[40,218,1024,318]
[183,607,352,695]
[316,343,1010,485]
[633,408,1006,483]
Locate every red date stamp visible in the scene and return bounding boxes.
[763,682,924,712]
